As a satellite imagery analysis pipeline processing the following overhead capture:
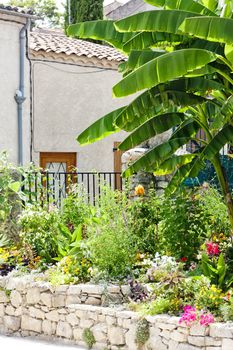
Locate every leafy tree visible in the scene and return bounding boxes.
[67,0,233,230]
[9,0,61,26]
[64,0,103,30]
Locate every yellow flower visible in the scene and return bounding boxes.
[135,185,145,196]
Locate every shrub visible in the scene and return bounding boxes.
[128,189,162,255]
[135,318,150,347]
[82,328,96,349]
[19,204,60,262]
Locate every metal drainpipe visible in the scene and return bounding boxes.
[14,18,30,166]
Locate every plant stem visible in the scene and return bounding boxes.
[213,155,233,233]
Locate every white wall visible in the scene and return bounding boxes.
[0,13,31,165]
[32,60,129,172]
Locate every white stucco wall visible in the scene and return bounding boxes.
[0,13,31,164]
[32,60,129,172]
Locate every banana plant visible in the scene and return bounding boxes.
[67,0,233,230]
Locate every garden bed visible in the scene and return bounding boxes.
[0,275,232,350]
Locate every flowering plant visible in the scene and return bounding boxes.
[206,242,220,256]
[179,305,214,327]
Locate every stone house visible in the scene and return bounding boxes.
[0,5,128,175]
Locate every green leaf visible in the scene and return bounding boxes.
[115,89,205,131]
[123,49,165,74]
[200,0,218,12]
[123,32,185,52]
[67,20,133,51]
[71,224,82,242]
[8,181,21,193]
[165,161,199,194]
[153,154,197,176]
[113,49,217,97]
[217,253,226,287]
[179,16,233,45]
[115,10,199,34]
[225,44,233,63]
[203,124,233,159]
[77,107,124,145]
[144,0,215,15]
[119,112,185,151]
[123,118,200,177]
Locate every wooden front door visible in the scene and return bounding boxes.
[113,142,123,190]
[40,152,77,204]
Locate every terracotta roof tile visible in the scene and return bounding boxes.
[0,4,35,16]
[30,31,126,63]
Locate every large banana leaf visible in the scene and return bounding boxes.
[122,50,165,76]
[144,0,215,15]
[77,107,124,145]
[200,0,218,12]
[153,154,197,176]
[115,89,206,131]
[67,20,133,52]
[123,31,185,52]
[119,112,186,151]
[115,10,200,34]
[123,120,200,177]
[225,44,233,63]
[203,124,233,159]
[179,17,233,45]
[113,49,217,97]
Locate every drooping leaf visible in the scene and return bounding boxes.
[77,107,124,145]
[200,0,218,12]
[217,253,226,287]
[203,125,233,159]
[67,20,133,52]
[119,112,186,151]
[122,49,165,75]
[179,16,233,45]
[225,44,233,63]
[165,161,198,194]
[115,10,199,34]
[153,154,197,176]
[144,0,215,15]
[113,49,217,97]
[115,89,206,131]
[8,181,21,193]
[123,120,200,177]
[123,31,185,52]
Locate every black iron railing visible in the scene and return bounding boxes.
[22,171,123,207]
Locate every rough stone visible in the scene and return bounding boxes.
[188,335,205,347]
[21,315,42,333]
[40,293,52,308]
[146,335,167,350]
[56,321,72,339]
[10,290,22,308]
[189,324,209,336]
[0,290,8,303]
[125,325,137,350]
[73,327,83,341]
[42,319,53,336]
[3,315,20,331]
[222,338,233,350]
[66,295,81,305]
[79,318,94,328]
[209,323,233,338]
[46,310,60,322]
[205,336,221,346]
[106,316,117,326]
[26,288,41,304]
[0,304,4,317]
[29,306,45,320]
[53,294,66,307]
[66,313,79,326]
[108,326,125,345]
[92,324,108,343]
[5,305,15,316]
[85,297,101,306]
[170,330,188,342]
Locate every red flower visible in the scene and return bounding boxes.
[206,242,220,256]
[181,257,188,262]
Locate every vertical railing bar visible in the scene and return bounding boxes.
[93,173,96,206]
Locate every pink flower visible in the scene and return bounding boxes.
[181,257,188,262]
[199,313,214,326]
[206,242,220,256]
[179,306,197,326]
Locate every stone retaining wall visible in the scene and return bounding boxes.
[0,275,233,350]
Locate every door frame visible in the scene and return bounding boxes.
[40,152,77,172]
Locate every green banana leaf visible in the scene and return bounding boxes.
[122,49,165,75]
[119,112,186,151]
[77,107,124,145]
[165,161,199,194]
[115,10,199,34]
[123,119,199,177]
[113,49,217,97]
[203,124,233,159]
[200,0,218,12]
[153,154,197,176]
[144,0,215,15]
[123,31,185,52]
[67,20,133,52]
[225,44,233,63]
[179,16,233,45]
[115,89,206,131]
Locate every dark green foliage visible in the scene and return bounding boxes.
[65,0,103,31]
[128,189,161,255]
